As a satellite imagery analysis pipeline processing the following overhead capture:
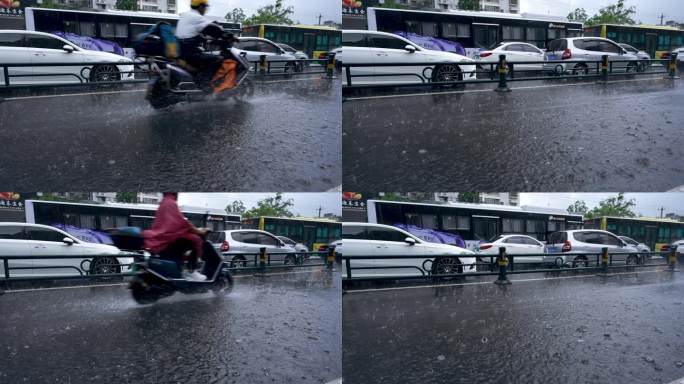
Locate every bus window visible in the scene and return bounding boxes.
[502,218,523,233]
[658,34,671,51]
[316,226,329,240]
[100,215,127,229]
[607,31,617,40]
[79,22,96,37]
[316,34,329,50]
[658,227,670,243]
[502,25,523,40]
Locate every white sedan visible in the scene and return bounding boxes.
[339,222,476,278]
[477,42,545,71]
[0,222,134,278]
[336,30,477,85]
[478,234,547,264]
[0,30,135,85]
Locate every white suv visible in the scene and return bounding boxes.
[335,30,477,85]
[0,30,134,86]
[543,37,639,75]
[0,223,133,278]
[546,230,640,267]
[339,222,476,278]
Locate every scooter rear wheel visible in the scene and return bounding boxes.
[131,281,161,304]
[147,80,173,110]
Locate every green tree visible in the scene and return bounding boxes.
[225,8,246,23]
[225,200,246,215]
[567,200,589,215]
[115,192,139,203]
[244,0,294,26]
[116,0,138,11]
[586,0,636,26]
[458,0,480,11]
[458,192,480,203]
[567,8,588,22]
[586,193,636,219]
[243,193,294,218]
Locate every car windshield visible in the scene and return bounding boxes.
[488,234,505,242]
[488,42,505,50]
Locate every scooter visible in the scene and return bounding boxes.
[109,228,233,304]
[144,32,253,109]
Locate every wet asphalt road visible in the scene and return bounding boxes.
[343,77,684,191]
[0,269,341,384]
[343,270,684,384]
[0,76,341,191]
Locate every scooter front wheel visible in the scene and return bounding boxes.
[147,79,173,110]
[212,274,234,295]
[131,281,161,304]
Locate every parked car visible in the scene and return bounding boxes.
[0,30,134,85]
[339,222,476,278]
[207,229,298,267]
[618,236,651,253]
[233,37,300,73]
[277,236,309,253]
[661,47,684,61]
[478,42,545,71]
[543,37,640,75]
[546,230,640,267]
[335,30,477,85]
[0,222,133,277]
[478,234,547,264]
[667,240,684,255]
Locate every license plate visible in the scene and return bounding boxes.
[547,54,557,61]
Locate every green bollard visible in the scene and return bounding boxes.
[327,53,336,78]
[495,54,511,93]
[327,248,335,270]
[668,248,679,272]
[494,247,511,285]
[668,53,680,79]
[601,247,609,274]
[259,55,267,75]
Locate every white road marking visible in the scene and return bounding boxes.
[345,269,667,294]
[1,88,145,101]
[325,378,343,384]
[344,76,673,102]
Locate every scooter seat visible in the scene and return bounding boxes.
[148,257,182,279]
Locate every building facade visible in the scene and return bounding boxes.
[89,0,176,13]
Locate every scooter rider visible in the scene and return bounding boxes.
[143,192,207,281]
[175,0,226,86]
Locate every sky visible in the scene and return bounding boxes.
[178,0,341,25]
[519,193,684,217]
[178,193,342,217]
[520,0,683,24]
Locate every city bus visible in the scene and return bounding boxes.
[24,7,241,58]
[366,7,583,58]
[584,24,684,59]
[24,199,241,244]
[241,24,341,60]
[585,216,684,252]
[366,200,584,251]
[241,216,341,251]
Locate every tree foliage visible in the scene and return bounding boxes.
[567,200,589,214]
[585,0,636,26]
[115,192,139,203]
[567,8,588,22]
[243,0,294,26]
[458,0,480,11]
[225,8,246,23]
[585,193,637,219]
[458,192,480,203]
[116,0,138,11]
[225,200,246,215]
[242,193,294,219]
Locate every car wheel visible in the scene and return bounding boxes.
[572,257,588,268]
[284,255,297,265]
[90,64,120,83]
[90,256,120,275]
[431,257,463,275]
[572,63,589,76]
[626,255,638,265]
[432,64,463,84]
[284,62,297,73]
[626,62,638,75]
[230,256,247,268]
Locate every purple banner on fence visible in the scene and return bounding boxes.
[51,31,125,57]
[392,223,466,248]
[393,31,466,56]
[51,224,114,245]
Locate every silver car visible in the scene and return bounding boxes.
[277,236,309,253]
[546,230,640,267]
[543,37,640,75]
[207,229,298,267]
[233,37,300,73]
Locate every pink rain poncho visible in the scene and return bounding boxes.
[143,194,203,259]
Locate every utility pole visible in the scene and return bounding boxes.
[660,13,665,26]
[660,206,665,218]
[317,205,322,218]
[317,13,323,25]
